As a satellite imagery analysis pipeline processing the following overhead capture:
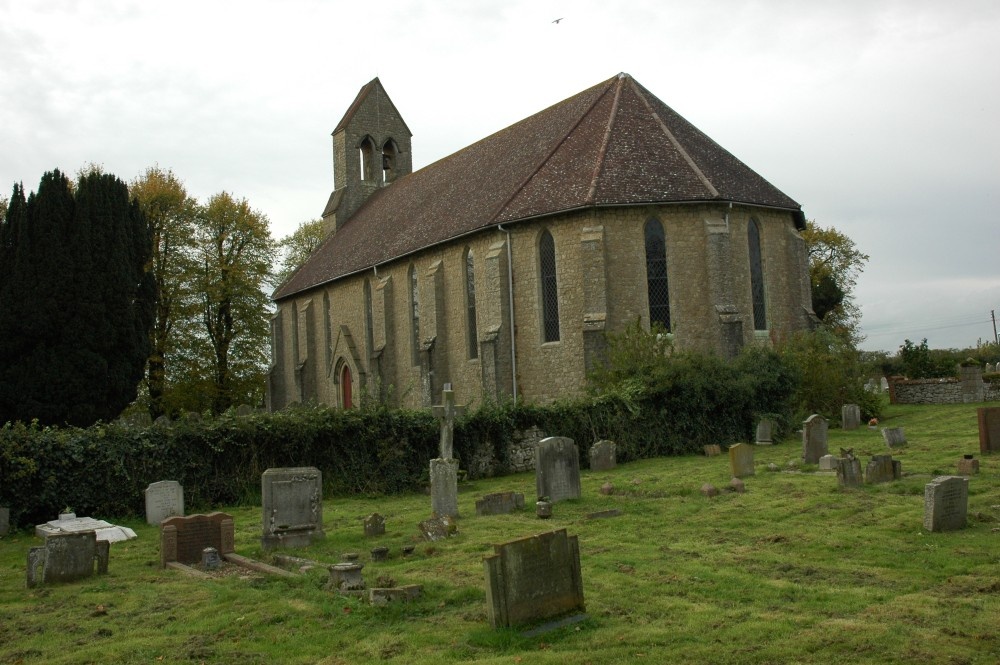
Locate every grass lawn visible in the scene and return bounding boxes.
[1,403,998,664]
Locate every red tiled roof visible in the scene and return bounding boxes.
[275,73,802,300]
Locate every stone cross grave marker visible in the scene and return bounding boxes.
[144,480,184,526]
[977,407,1000,453]
[261,467,325,550]
[431,386,465,461]
[430,457,460,518]
[728,442,755,478]
[802,414,829,464]
[882,427,907,448]
[535,437,582,503]
[841,404,861,431]
[755,418,774,444]
[483,528,585,629]
[27,531,109,588]
[161,512,235,567]
[364,513,385,537]
[589,440,617,471]
[864,454,901,484]
[923,476,968,532]
[475,491,525,516]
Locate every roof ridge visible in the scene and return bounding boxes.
[487,76,619,226]
[586,75,626,203]
[628,77,719,199]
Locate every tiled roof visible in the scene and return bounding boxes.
[275,73,802,300]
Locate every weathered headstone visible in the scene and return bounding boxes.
[327,562,366,594]
[144,480,184,526]
[371,546,389,562]
[728,442,755,478]
[483,529,585,629]
[589,440,617,471]
[841,404,861,431]
[535,437,582,503]
[836,457,863,487]
[755,418,774,444]
[35,515,136,543]
[364,513,385,537]
[977,406,1000,453]
[430,458,459,518]
[881,427,907,448]
[418,514,457,541]
[475,491,525,516]
[703,444,722,457]
[956,455,979,475]
[864,454,902,484]
[27,531,109,588]
[431,386,466,462]
[0,507,8,536]
[802,414,829,464]
[161,512,235,567]
[261,467,325,550]
[201,547,221,570]
[818,454,838,471]
[923,476,969,532]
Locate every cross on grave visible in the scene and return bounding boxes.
[431,386,465,460]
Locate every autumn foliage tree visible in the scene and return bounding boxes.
[802,221,869,343]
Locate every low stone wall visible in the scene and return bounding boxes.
[889,367,998,404]
[466,426,544,478]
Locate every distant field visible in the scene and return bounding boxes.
[1,402,997,664]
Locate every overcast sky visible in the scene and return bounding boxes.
[2,0,998,353]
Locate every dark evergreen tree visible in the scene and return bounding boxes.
[0,170,155,426]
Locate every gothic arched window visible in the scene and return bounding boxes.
[359,136,376,181]
[644,218,671,331]
[364,279,374,362]
[464,247,479,359]
[748,218,767,330]
[539,230,560,342]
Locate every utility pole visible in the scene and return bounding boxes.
[993,309,998,345]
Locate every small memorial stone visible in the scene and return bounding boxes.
[342,552,360,562]
[701,483,720,498]
[27,531,109,588]
[535,437,582,504]
[881,427,907,448]
[371,546,389,562]
[818,454,838,471]
[956,455,979,475]
[755,419,774,444]
[589,440,617,471]
[728,442,754,478]
[802,414,829,464]
[370,584,423,606]
[418,514,457,541]
[261,467,325,550]
[536,500,553,519]
[475,491,525,516]
[703,444,722,457]
[201,547,221,571]
[327,562,366,594]
[144,480,184,526]
[864,454,901,484]
[841,404,861,431]
[728,477,746,493]
[364,513,386,537]
[923,476,969,532]
[401,545,415,557]
[599,482,615,496]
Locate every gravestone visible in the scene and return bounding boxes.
[430,458,459,518]
[144,480,184,526]
[483,529,585,629]
[535,437,582,503]
[882,427,907,448]
[160,512,235,566]
[728,477,746,493]
[475,491,525,516]
[0,507,8,536]
[327,562,365,594]
[956,456,979,475]
[728,442,754,478]
[802,414,829,464]
[841,404,861,431]
[977,407,1000,453]
[703,444,722,457]
[880,377,889,392]
[923,476,968,532]
[418,514,456,541]
[202,547,221,570]
[364,513,385,537]
[818,454,838,471]
[865,454,901,484]
[589,440,617,471]
[261,467,325,550]
[836,456,863,488]
[35,515,136,543]
[27,532,109,588]
[755,418,774,444]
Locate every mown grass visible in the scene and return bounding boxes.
[1,403,998,664]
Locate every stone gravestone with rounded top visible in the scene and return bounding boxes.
[841,404,861,431]
[535,437,582,503]
[802,414,829,464]
[589,440,617,471]
[144,480,184,526]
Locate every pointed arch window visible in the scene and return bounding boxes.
[539,230,560,342]
[644,218,671,331]
[464,247,479,359]
[340,363,353,409]
[323,291,333,373]
[748,218,767,330]
[364,278,374,360]
[381,139,398,184]
[359,136,376,181]
[409,264,420,365]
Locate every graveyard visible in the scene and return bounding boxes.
[1,402,998,664]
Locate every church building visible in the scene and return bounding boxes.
[269,73,816,411]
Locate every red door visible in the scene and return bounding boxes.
[341,364,353,409]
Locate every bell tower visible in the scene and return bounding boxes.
[321,78,413,235]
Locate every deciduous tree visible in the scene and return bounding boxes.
[802,221,869,343]
[274,218,325,289]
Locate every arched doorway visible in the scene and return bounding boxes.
[341,363,353,409]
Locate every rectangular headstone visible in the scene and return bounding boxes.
[144,480,184,526]
[160,512,235,566]
[755,419,774,444]
[0,507,8,536]
[841,404,861,431]
[882,427,907,448]
[475,491,525,516]
[836,457,863,487]
[535,437,581,503]
[261,467,325,550]
[864,454,901,484]
[430,458,459,518]
[818,454,838,471]
[27,531,109,588]
[483,529,585,629]
[588,440,617,471]
[802,414,829,464]
[923,476,968,532]
[728,442,754,478]
[978,407,1000,453]
[364,513,385,537]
